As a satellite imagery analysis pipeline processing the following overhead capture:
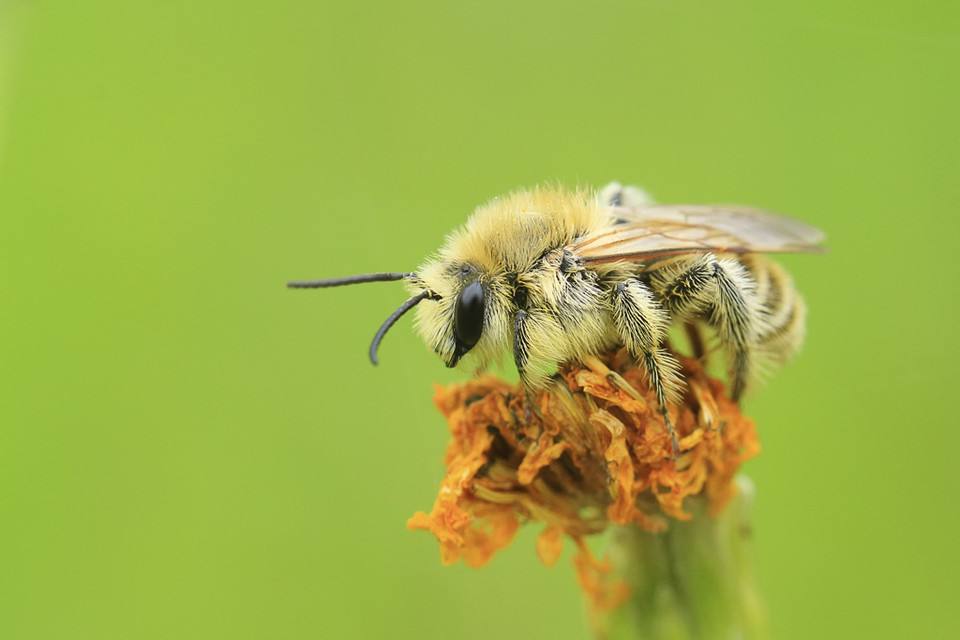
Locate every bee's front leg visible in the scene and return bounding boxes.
[609,278,683,456]
[512,309,548,426]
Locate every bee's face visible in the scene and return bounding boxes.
[412,261,512,370]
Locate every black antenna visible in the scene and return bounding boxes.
[287,272,414,289]
[369,291,437,365]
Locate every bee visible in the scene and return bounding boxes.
[289,183,823,453]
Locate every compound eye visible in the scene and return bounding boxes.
[453,280,485,359]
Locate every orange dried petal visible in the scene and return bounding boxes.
[573,538,629,614]
[536,525,565,566]
[411,349,760,608]
[517,435,569,485]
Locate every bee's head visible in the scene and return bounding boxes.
[286,263,506,369]
[411,261,503,369]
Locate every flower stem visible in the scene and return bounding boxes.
[598,477,766,640]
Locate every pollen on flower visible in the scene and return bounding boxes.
[407,348,759,609]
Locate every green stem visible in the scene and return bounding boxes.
[599,477,766,640]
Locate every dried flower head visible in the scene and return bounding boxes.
[408,348,759,611]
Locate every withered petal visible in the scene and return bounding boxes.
[410,348,759,584]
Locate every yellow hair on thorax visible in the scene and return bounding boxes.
[439,185,608,274]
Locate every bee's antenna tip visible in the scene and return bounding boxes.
[367,290,436,367]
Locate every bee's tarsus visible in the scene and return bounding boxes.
[662,408,680,458]
[523,386,544,424]
[684,322,707,362]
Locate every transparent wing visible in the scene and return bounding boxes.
[573,204,825,264]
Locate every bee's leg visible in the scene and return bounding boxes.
[513,310,531,381]
[521,386,544,426]
[684,321,707,362]
[652,254,759,401]
[710,259,760,401]
[513,310,546,424]
[610,278,683,456]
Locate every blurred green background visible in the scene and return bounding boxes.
[2,1,958,638]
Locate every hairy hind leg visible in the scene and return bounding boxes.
[650,254,761,401]
[609,277,683,455]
